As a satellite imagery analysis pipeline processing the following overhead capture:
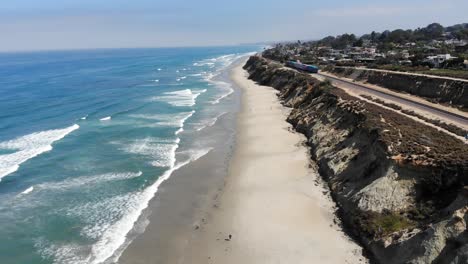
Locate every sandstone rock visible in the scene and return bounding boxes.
[244,56,468,263]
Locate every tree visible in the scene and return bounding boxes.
[353,38,364,47]
[416,23,445,40]
[378,30,390,42]
[331,33,357,49]
[453,28,468,40]
[388,29,412,43]
[371,31,377,43]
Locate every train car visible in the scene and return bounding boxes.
[286,60,319,73]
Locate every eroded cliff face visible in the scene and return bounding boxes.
[244,56,468,264]
[325,67,468,110]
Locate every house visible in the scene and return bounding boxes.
[399,60,413,66]
[355,57,376,63]
[444,39,468,46]
[425,54,457,68]
[364,47,377,54]
[374,53,386,59]
[400,50,410,59]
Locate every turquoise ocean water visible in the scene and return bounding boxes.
[0,46,260,264]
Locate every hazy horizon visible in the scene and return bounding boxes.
[1,0,467,52]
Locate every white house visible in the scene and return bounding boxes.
[445,39,468,46]
[425,54,457,68]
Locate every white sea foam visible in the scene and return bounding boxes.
[151,89,205,107]
[194,53,241,69]
[0,124,79,181]
[21,186,34,194]
[104,147,212,264]
[192,52,254,105]
[119,137,179,168]
[174,111,195,135]
[100,116,111,121]
[80,116,87,120]
[193,62,215,66]
[157,68,162,71]
[130,110,195,135]
[153,79,159,83]
[192,88,207,94]
[36,172,142,191]
[211,87,234,104]
[37,143,212,264]
[195,112,227,131]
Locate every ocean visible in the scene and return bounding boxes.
[0,46,261,264]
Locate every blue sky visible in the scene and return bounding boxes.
[1,0,467,51]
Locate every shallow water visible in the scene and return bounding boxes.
[0,46,260,264]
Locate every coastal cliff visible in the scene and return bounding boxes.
[324,66,468,110]
[244,56,468,264]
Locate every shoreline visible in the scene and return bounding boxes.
[117,58,244,264]
[119,57,366,263]
[180,60,366,263]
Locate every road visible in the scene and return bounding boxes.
[314,72,468,131]
[333,66,468,83]
[259,56,468,132]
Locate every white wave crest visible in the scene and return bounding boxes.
[36,172,142,191]
[37,143,211,264]
[151,89,205,107]
[100,116,111,121]
[21,186,34,194]
[103,147,212,264]
[0,124,79,181]
[119,137,179,168]
[130,111,195,134]
[195,112,227,131]
[211,87,234,104]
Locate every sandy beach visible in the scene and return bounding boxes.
[181,60,366,263]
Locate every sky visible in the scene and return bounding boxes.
[0,0,467,52]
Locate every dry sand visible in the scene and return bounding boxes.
[182,61,366,264]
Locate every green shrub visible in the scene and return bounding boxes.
[355,210,414,238]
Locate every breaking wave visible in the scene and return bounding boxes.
[35,147,212,264]
[36,172,143,191]
[194,112,227,131]
[151,89,205,107]
[21,186,34,195]
[118,137,180,168]
[130,110,195,135]
[0,124,79,181]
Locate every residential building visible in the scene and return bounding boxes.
[425,54,458,68]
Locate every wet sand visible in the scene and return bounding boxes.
[119,58,366,264]
[182,61,366,263]
[118,61,242,264]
